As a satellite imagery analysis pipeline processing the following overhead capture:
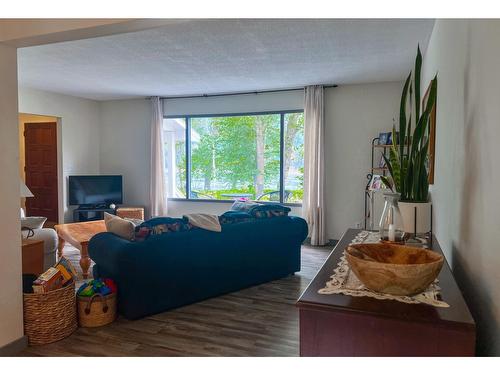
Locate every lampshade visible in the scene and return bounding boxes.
[20,180,34,198]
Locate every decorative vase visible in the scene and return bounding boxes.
[399,201,432,235]
[379,192,405,242]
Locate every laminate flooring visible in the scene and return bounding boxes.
[20,243,331,356]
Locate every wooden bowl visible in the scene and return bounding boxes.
[345,243,444,296]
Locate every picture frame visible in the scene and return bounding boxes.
[368,174,384,191]
[378,132,390,145]
[422,81,437,184]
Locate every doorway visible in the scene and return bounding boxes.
[19,113,60,227]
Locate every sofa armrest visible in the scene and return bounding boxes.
[288,216,309,243]
[88,232,135,277]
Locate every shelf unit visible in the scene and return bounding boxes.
[364,137,411,229]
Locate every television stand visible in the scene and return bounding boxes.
[73,207,115,222]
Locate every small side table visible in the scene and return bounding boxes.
[116,206,144,220]
[22,239,45,276]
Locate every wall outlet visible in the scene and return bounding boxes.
[355,222,362,229]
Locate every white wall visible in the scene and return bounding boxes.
[421,19,500,356]
[99,99,151,214]
[100,85,401,239]
[0,43,24,349]
[324,82,402,239]
[18,88,101,222]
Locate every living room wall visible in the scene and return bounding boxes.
[18,87,101,223]
[421,19,500,355]
[324,82,401,239]
[99,82,402,240]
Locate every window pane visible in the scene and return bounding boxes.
[284,113,304,203]
[190,114,281,201]
[163,118,186,198]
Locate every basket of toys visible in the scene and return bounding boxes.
[77,278,117,327]
[23,257,78,345]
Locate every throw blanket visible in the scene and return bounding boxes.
[183,214,222,232]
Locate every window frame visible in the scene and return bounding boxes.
[164,109,304,207]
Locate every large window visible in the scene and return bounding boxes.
[164,111,304,204]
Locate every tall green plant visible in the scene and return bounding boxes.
[381,46,437,202]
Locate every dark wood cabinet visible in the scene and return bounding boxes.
[297,229,476,356]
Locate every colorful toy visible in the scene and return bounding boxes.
[77,278,117,297]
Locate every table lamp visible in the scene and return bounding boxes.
[20,180,34,218]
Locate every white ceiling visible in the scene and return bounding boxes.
[17,19,435,101]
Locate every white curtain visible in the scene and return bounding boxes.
[149,97,168,217]
[303,85,327,245]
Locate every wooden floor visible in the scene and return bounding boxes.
[20,244,331,357]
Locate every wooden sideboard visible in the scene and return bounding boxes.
[297,228,476,356]
[116,206,144,220]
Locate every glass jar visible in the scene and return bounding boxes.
[379,192,405,242]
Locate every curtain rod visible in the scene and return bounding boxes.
[151,85,338,100]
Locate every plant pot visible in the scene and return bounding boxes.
[399,201,432,235]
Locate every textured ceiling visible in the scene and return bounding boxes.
[17,19,435,101]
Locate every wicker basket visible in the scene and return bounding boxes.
[77,293,117,327]
[23,281,77,346]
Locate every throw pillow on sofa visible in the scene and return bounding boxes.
[230,200,291,218]
[135,217,193,241]
[104,212,137,241]
[230,200,261,213]
[219,211,254,225]
[249,204,291,218]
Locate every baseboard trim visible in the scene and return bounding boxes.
[0,335,28,356]
[303,238,338,247]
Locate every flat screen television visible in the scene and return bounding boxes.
[68,175,123,207]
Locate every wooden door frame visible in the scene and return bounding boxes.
[56,118,64,224]
[21,114,64,224]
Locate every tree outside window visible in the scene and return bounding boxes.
[163,111,304,203]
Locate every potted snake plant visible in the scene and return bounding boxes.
[380,46,437,235]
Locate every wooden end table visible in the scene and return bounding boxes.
[21,238,45,276]
[54,220,106,279]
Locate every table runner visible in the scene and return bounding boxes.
[317,231,449,308]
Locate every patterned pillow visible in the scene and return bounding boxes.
[230,200,262,213]
[219,211,254,225]
[249,204,291,218]
[135,217,192,241]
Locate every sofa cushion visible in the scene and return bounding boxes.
[250,204,291,218]
[104,212,136,241]
[21,216,47,230]
[230,200,291,218]
[230,200,261,213]
[219,211,254,225]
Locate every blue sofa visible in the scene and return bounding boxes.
[88,216,308,319]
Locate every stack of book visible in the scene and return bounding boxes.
[32,256,78,294]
